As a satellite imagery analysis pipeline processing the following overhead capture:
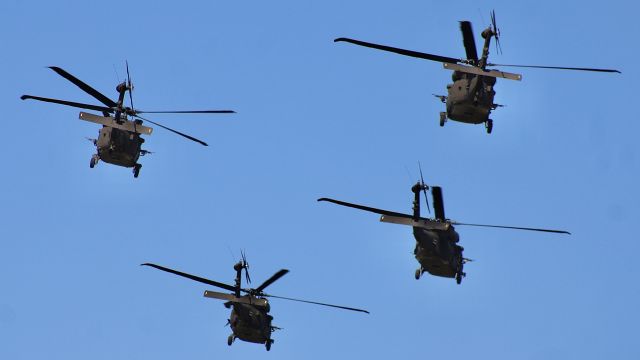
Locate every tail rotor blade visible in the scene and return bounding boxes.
[126,61,135,112]
[491,10,502,55]
[418,162,431,214]
[241,250,251,285]
[491,10,498,37]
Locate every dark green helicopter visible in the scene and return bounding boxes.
[319,169,570,284]
[21,64,234,177]
[335,11,620,133]
[142,253,367,351]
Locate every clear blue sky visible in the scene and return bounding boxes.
[1,1,638,359]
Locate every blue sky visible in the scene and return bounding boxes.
[1,1,638,359]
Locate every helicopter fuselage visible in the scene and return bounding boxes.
[444,72,497,125]
[80,112,151,176]
[228,302,274,344]
[95,126,143,168]
[413,226,464,279]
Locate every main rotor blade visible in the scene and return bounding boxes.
[487,63,620,73]
[450,222,570,234]
[136,110,235,114]
[141,263,238,292]
[318,198,412,219]
[432,186,446,221]
[263,294,369,314]
[48,67,118,107]
[459,21,478,61]
[20,95,113,113]
[134,115,208,146]
[254,269,289,293]
[335,38,461,64]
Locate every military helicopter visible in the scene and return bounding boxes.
[21,65,234,177]
[318,169,570,284]
[335,11,620,133]
[141,254,368,351]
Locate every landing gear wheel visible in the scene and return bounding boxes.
[133,164,141,178]
[265,339,272,351]
[456,273,462,284]
[227,334,234,346]
[89,155,98,168]
[415,268,422,280]
[485,119,493,134]
[439,112,447,127]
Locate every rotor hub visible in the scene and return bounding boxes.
[411,182,428,194]
[116,82,127,93]
[481,28,494,39]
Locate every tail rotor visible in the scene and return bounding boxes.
[418,162,431,214]
[491,10,503,55]
[240,250,251,285]
[125,61,135,113]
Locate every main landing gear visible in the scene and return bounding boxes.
[455,271,465,285]
[133,164,142,178]
[415,267,423,280]
[227,334,235,346]
[485,119,493,134]
[89,154,99,168]
[439,112,447,127]
[265,339,274,351]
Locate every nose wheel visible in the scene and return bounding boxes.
[265,339,273,351]
[227,334,235,346]
[455,272,465,284]
[415,268,423,280]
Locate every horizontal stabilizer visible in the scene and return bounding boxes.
[79,112,152,135]
[380,215,450,230]
[443,63,522,81]
[203,291,268,307]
